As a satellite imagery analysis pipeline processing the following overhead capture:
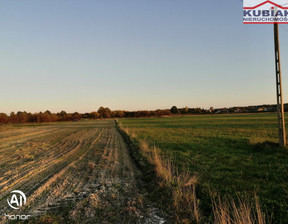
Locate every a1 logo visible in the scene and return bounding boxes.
[7,190,27,209]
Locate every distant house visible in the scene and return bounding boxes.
[248,107,258,112]
[235,108,242,113]
[257,107,267,112]
[265,108,274,112]
[215,109,229,114]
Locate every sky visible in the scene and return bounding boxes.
[1,0,288,114]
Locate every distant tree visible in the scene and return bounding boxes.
[36,112,44,122]
[184,106,189,113]
[112,110,125,118]
[170,106,179,114]
[35,111,55,123]
[44,110,53,122]
[82,113,91,119]
[50,113,58,122]
[97,107,105,118]
[72,112,81,120]
[16,111,29,123]
[155,110,162,117]
[104,107,111,118]
[162,109,172,116]
[28,113,37,122]
[137,111,150,117]
[57,111,70,121]
[59,110,67,116]
[45,110,52,115]
[228,108,235,113]
[125,111,136,117]
[97,107,111,118]
[195,108,202,114]
[0,113,9,124]
[90,112,100,119]
[180,107,189,114]
[155,109,171,117]
[10,112,17,123]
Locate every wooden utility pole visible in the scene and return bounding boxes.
[274,23,286,147]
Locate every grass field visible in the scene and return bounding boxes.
[119,113,288,223]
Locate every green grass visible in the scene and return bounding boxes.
[120,113,288,223]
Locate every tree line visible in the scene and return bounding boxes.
[0,106,214,125]
[1,103,281,125]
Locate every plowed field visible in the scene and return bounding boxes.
[0,120,165,224]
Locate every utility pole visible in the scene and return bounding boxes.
[274,23,286,147]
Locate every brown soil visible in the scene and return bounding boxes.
[0,120,166,224]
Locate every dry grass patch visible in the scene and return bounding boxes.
[212,194,266,224]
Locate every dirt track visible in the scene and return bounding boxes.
[0,120,166,223]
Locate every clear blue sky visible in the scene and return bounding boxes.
[1,0,288,114]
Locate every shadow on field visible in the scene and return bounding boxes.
[251,141,287,154]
